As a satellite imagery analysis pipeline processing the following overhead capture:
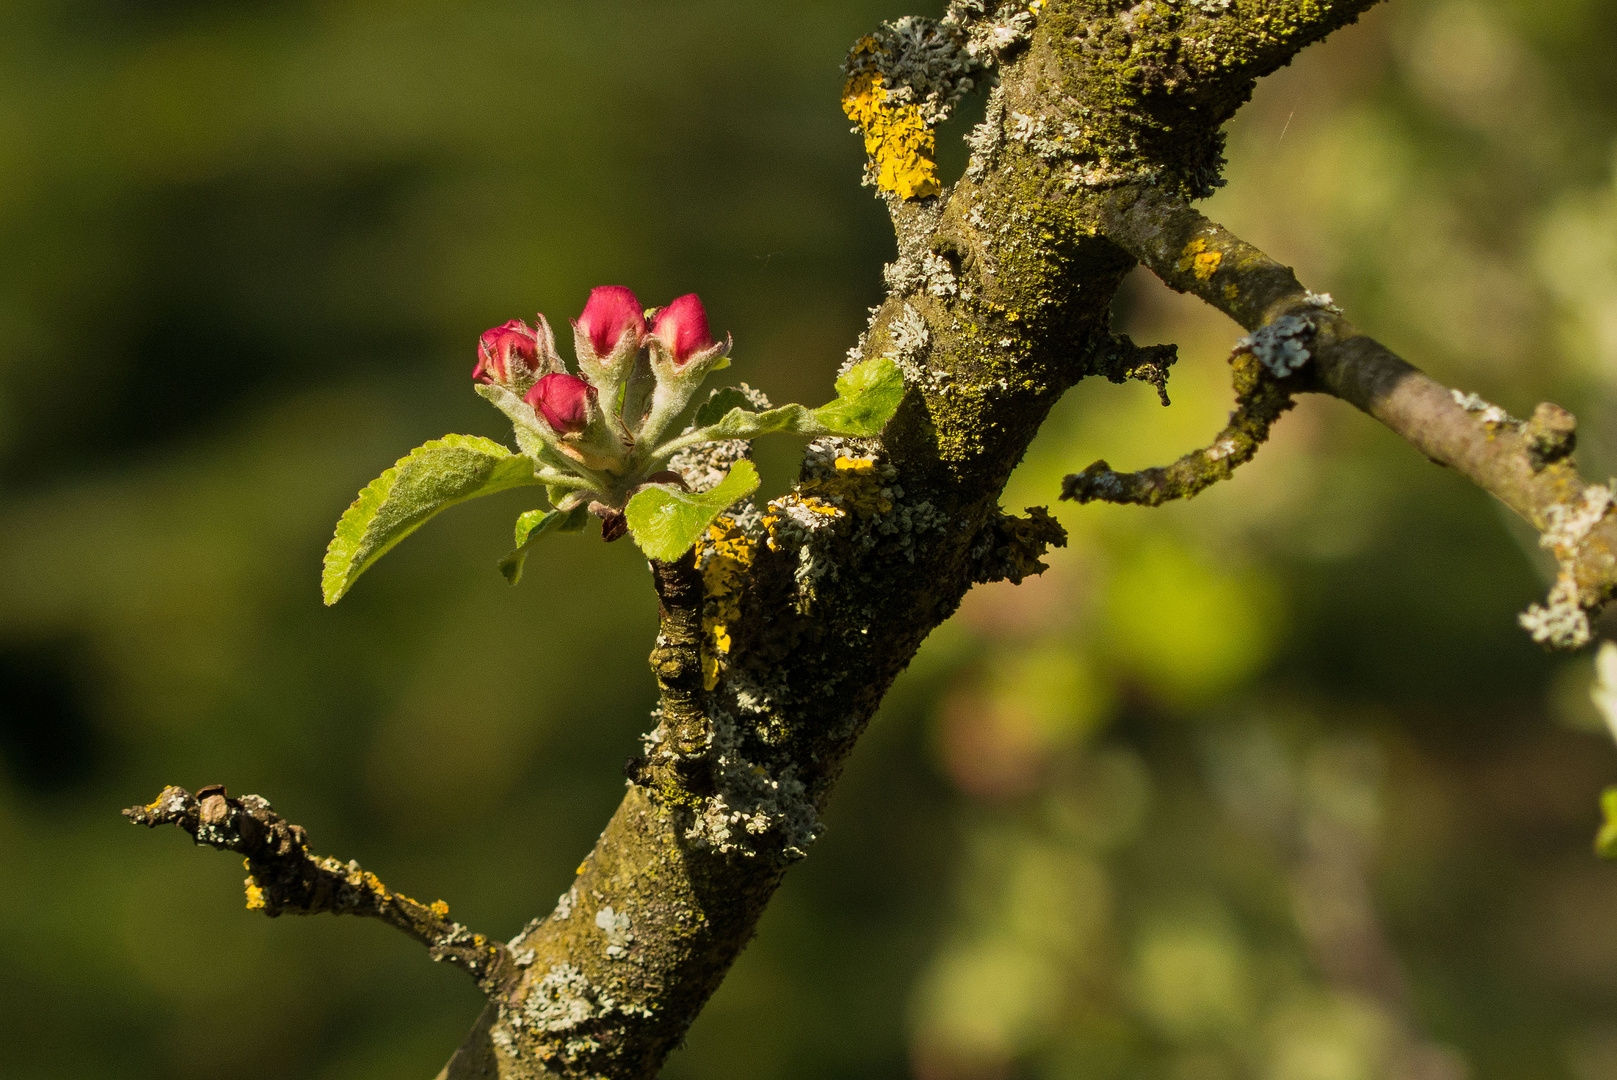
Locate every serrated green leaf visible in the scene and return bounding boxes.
[625,461,760,563]
[499,505,591,585]
[810,356,906,436]
[322,434,542,605]
[694,387,757,429]
[652,357,905,459]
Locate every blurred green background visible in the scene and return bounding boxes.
[3,1,1617,1077]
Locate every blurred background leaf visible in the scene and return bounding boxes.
[3,2,1617,1078]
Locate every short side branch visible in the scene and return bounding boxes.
[123,785,519,995]
[1063,349,1293,505]
[1098,185,1617,647]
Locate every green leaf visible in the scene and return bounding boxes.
[811,356,906,436]
[625,461,761,563]
[694,387,758,429]
[322,434,543,605]
[653,358,905,458]
[499,505,591,585]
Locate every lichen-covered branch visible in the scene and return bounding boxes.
[1062,348,1293,505]
[123,785,518,995]
[122,3,1423,1077]
[1097,185,1617,647]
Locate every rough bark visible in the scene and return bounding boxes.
[138,1,1615,1077]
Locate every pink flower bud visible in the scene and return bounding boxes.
[651,294,722,367]
[525,372,595,435]
[575,286,646,360]
[474,320,541,384]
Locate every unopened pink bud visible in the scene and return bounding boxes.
[576,286,645,359]
[475,320,541,384]
[651,294,718,366]
[525,373,595,435]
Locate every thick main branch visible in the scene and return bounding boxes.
[123,3,1414,1078]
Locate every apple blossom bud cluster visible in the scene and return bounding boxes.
[472,285,735,517]
[321,280,901,603]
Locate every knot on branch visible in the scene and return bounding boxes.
[971,506,1069,585]
[1062,350,1294,506]
[1526,402,1578,471]
[123,785,518,996]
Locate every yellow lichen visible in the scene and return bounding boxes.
[244,876,266,911]
[1224,283,1240,300]
[1176,238,1222,280]
[697,517,757,690]
[429,899,450,918]
[697,457,896,685]
[841,68,942,200]
[798,455,896,516]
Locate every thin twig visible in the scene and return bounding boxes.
[1063,349,1294,505]
[123,785,521,996]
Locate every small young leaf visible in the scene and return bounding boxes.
[624,461,761,563]
[694,386,758,429]
[810,356,906,436]
[651,357,906,459]
[322,434,543,605]
[499,505,591,585]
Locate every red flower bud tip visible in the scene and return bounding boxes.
[575,285,646,359]
[651,294,719,366]
[524,372,595,435]
[475,319,541,384]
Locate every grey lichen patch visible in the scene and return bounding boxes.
[1520,484,1614,649]
[1451,388,1518,429]
[849,16,981,128]
[1235,313,1315,377]
[965,82,1009,181]
[1520,575,1592,650]
[890,303,933,378]
[595,906,634,959]
[1540,484,1613,559]
[944,0,1039,64]
[1303,290,1341,313]
[682,704,820,863]
[492,961,655,1063]
[922,251,960,298]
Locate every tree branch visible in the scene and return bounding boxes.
[121,3,1421,1076]
[1062,347,1294,505]
[1097,184,1616,647]
[123,785,520,995]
